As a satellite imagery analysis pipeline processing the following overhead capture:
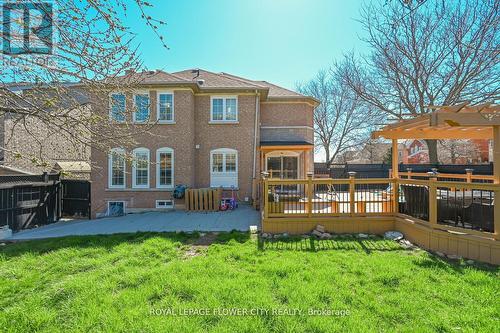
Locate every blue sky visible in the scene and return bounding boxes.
[130,0,369,90]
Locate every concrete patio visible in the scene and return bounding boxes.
[6,205,260,241]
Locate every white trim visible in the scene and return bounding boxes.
[108,148,126,189]
[156,90,175,123]
[156,147,174,188]
[155,200,174,209]
[132,147,150,188]
[107,201,126,215]
[210,96,238,122]
[210,148,238,188]
[109,92,126,123]
[132,91,151,123]
[260,125,314,130]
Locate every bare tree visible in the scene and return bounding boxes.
[0,0,168,172]
[297,69,382,167]
[438,140,481,164]
[337,0,499,163]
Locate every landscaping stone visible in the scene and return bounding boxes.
[281,233,289,238]
[315,224,325,233]
[435,251,445,257]
[357,233,369,239]
[261,233,270,239]
[447,254,462,260]
[466,260,475,265]
[384,231,404,241]
[312,230,323,238]
[301,234,309,238]
[320,233,332,239]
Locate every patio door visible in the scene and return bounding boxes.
[266,156,298,179]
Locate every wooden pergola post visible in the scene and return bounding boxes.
[392,139,399,213]
[494,126,500,238]
[392,139,399,179]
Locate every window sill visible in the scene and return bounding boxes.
[157,121,176,124]
[209,121,239,125]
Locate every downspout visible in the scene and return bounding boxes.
[252,91,259,179]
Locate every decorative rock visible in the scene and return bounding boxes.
[261,233,270,239]
[312,230,323,238]
[384,231,404,241]
[466,259,474,265]
[447,254,462,260]
[301,234,309,238]
[357,233,369,239]
[320,233,332,239]
[435,251,445,257]
[315,224,326,233]
[281,233,289,238]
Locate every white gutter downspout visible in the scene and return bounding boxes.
[252,91,259,180]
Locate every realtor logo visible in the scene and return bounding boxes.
[2,1,53,55]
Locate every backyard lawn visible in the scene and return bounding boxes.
[0,232,498,332]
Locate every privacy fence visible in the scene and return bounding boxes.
[314,163,493,179]
[0,173,91,232]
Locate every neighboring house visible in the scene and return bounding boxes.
[400,139,490,164]
[91,69,318,217]
[0,84,91,177]
[405,140,429,164]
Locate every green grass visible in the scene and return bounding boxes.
[0,232,498,332]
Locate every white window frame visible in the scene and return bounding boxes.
[210,96,238,122]
[109,92,126,123]
[156,90,175,123]
[133,91,151,123]
[155,200,174,209]
[132,147,150,188]
[156,147,174,188]
[210,148,238,188]
[108,148,126,189]
[107,201,126,215]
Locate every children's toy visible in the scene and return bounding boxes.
[219,187,238,211]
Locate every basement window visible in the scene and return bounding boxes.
[156,200,174,209]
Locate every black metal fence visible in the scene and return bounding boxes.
[0,173,91,232]
[315,163,493,179]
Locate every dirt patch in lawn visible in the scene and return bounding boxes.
[183,233,218,258]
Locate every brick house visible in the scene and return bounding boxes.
[91,69,318,217]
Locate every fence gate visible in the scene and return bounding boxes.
[61,179,91,218]
[0,174,62,232]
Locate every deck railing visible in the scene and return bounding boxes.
[261,172,498,238]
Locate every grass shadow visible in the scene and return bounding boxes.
[259,235,403,253]
[413,252,498,274]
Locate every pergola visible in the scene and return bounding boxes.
[373,103,499,237]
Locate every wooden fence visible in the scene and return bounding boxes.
[185,188,222,211]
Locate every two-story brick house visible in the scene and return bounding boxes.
[91,69,318,217]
